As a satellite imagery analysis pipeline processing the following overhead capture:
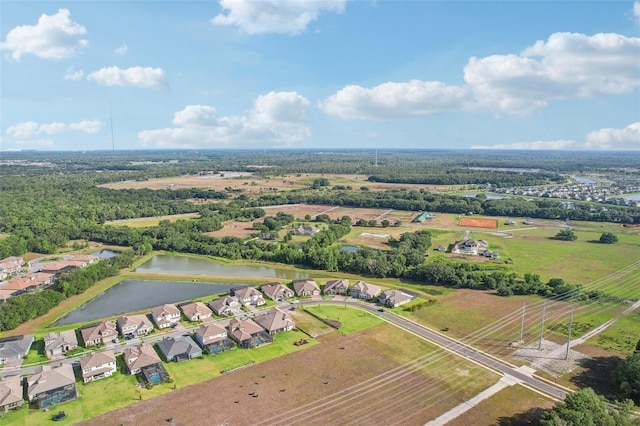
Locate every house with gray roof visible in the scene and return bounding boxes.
[378,289,414,308]
[323,279,349,295]
[0,335,34,365]
[79,350,117,383]
[157,336,202,362]
[194,324,234,354]
[0,376,23,413]
[254,309,295,335]
[292,279,320,297]
[261,282,294,301]
[26,364,77,408]
[43,330,78,358]
[180,302,212,322]
[349,281,382,300]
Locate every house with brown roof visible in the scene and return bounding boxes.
[26,364,77,408]
[39,260,85,275]
[378,289,414,308]
[292,279,321,297]
[117,314,154,338]
[79,350,117,383]
[0,257,24,279]
[227,318,272,349]
[349,281,382,300]
[0,272,55,299]
[0,335,34,365]
[261,282,294,301]
[80,321,118,347]
[68,254,99,265]
[43,330,78,358]
[323,279,349,296]
[122,343,162,375]
[157,336,202,362]
[208,295,241,317]
[194,324,234,354]
[0,376,23,413]
[231,286,266,307]
[254,309,295,335]
[180,302,212,322]
[150,304,181,329]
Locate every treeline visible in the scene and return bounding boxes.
[252,190,640,223]
[367,170,563,187]
[0,251,135,331]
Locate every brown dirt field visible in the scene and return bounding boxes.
[82,330,472,426]
[459,217,498,229]
[205,220,259,238]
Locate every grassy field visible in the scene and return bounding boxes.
[588,310,640,354]
[303,304,384,334]
[104,213,200,228]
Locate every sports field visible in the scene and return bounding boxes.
[459,217,498,228]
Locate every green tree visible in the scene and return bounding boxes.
[614,352,640,404]
[599,232,619,244]
[540,388,637,426]
[554,229,577,241]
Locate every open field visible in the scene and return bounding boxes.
[303,304,384,334]
[448,383,555,426]
[81,323,498,426]
[459,217,498,229]
[204,219,259,238]
[104,213,200,228]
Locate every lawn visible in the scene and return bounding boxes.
[303,304,384,334]
[104,213,200,228]
[589,310,640,354]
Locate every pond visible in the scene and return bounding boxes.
[572,176,597,184]
[461,193,510,199]
[90,250,120,259]
[339,245,360,253]
[134,255,310,281]
[56,280,237,325]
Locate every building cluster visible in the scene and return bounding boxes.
[494,183,640,206]
[0,278,417,413]
[0,255,99,302]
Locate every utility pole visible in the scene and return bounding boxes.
[519,301,526,343]
[538,300,547,350]
[565,308,574,361]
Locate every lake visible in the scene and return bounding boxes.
[134,255,310,280]
[462,193,510,199]
[572,176,597,184]
[56,280,237,325]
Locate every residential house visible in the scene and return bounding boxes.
[292,279,321,297]
[261,282,294,301]
[254,309,295,335]
[68,254,99,265]
[117,314,154,338]
[39,260,84,275]
[208,296,241,317]
[349,281,382,300]
[150,304,181,329]
[80,321,118,347]
[291,225,319,236]
[43,330,78,358]
[122,343,168,385]
[227,318,272,349]
[194,324,234,354]
[26,364,77,409]
[0,273,55,300]
[79,350,117,383]
[378,289,414,308]
[180,302,212,322]
[0,376,23,413]
[0,335,34,365]
[323,279,349,296]
[157,336,202,362]
[0,257,24,279]
[231,286,265,307]
[452,239,488,256]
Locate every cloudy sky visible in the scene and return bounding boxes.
[1,1,639,151]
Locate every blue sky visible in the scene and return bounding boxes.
[1,1,639,151]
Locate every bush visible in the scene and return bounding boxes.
[599,232,619,244]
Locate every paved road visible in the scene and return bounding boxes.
[300,299,569,400]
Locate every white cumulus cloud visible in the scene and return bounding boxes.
[87,66,166,88]
[322,32,640,119]
[212,0,346,34]
[320,80,470,119]
[0,9,88,60]
[586,122,640,150]
[6,120,102,139]
[64,66,84,80]
[138,91,310,148]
